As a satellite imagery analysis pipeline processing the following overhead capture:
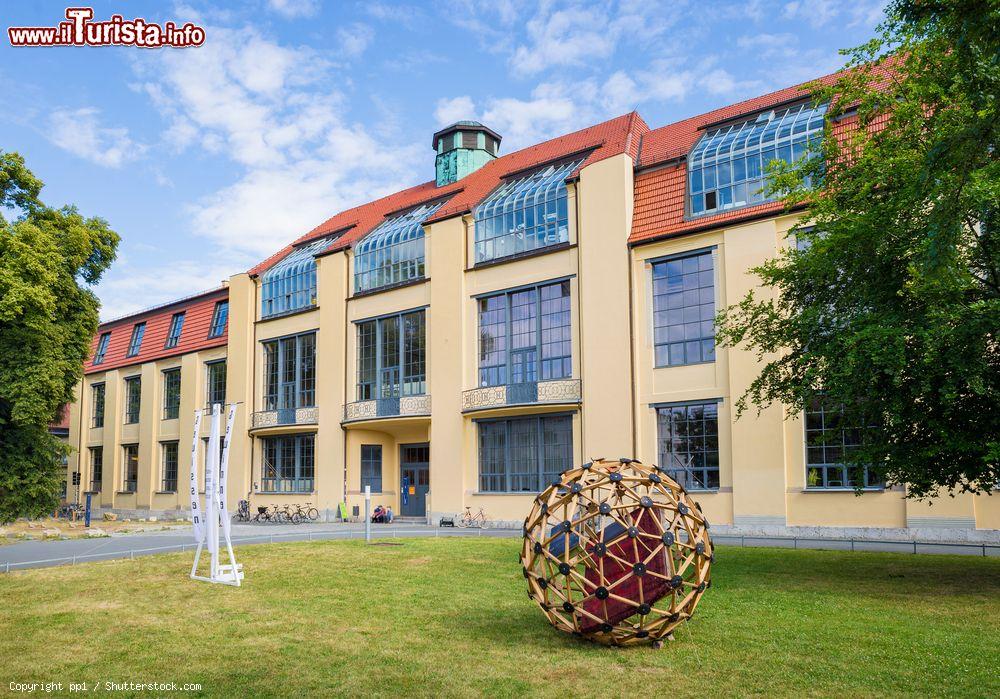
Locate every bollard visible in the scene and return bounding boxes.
[364,485,372,543]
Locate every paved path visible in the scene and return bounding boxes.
[2,522,997,572]
[0,522,517,572]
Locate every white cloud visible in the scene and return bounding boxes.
[701,68,762,97]
[134,23,422,258]
[782,0,886,29]
[46,108,146,168]
[497,0,677,76]
[266,0,319,18]
[336,23,375,58]
[434,96,476,126]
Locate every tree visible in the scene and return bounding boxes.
[0,151,118,522]
[717,0,999,498]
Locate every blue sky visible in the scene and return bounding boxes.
[1,0,887,319]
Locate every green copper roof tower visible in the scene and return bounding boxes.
[432,120,502,187]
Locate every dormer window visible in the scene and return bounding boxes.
[126,322,146,358]
[473,158,582,264]
[260,237,333,319]
[354,202,442,294]
[687,102,827,217]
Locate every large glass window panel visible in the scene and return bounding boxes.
[355,310,426,400]
[652,251,716,366]
[473,159,581,263]
[354,202,442,293]
[477,281,571,387]
[656,401,720,490]
[805,398,881,489]
[260,237,331,319]
[477,415,573,493]
[260,434,315,492]
[262,333,316,411]
[687,102,827,217]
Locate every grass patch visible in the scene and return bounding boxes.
[1,539,998,697]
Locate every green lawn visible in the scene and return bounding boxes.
[1,539,998,698]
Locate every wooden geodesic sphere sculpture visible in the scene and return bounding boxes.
[521,457,713,646]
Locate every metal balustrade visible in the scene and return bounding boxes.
[343,395,431,423]
[461,379,581,412]
[251,406,319,429]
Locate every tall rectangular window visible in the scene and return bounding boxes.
[656,401,720,490]
[91,383,105,428]
[687,102,827,217]
[262,333,315,411]
[88,447,103,492]
[473,159,581,263]
[164,312,185,349]
[805,398,882,489]
[356,310,426,400]
[261,434,315,492]
[93,332,111,364]
[361,445,382,492]
[122,444,138,493]
[126,322,146,357]
[652,250,715,367]
[208,300,229,338]
[477,280,571,387]
[206,360,227,408]
[161,441,179,492]
[123,376,141,424]
[478,414,573,493]
[162,368,181,419]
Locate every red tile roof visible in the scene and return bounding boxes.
[630,63,896,246]
[84,287,229,375]
[248,111,650,275]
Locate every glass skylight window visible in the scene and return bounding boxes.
[473,159,581,264]
[260,237,332,319]
[164,312,185,349]
[687,102,827,217]
[354,202,441,293]
[93,332,111,365]
[126,322,145,357]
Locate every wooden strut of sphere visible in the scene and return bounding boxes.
[520,457,714,647]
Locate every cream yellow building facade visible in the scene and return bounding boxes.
[65,83,1000,537]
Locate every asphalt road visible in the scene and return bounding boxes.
[0,522,518,571]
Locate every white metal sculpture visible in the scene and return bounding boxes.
[189,403,243,586]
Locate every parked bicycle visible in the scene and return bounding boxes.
[234,498,251,523]
[456,506,489,529]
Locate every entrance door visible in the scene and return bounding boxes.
[400,443,429,517]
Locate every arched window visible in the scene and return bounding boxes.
[260,236,332,319]
[687,102,827,217]
[354,202,441,293]
[473,158,582,264]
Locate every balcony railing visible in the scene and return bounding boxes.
[461,379,582,412]
[251,406,319,430]
[343,395,431,423]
